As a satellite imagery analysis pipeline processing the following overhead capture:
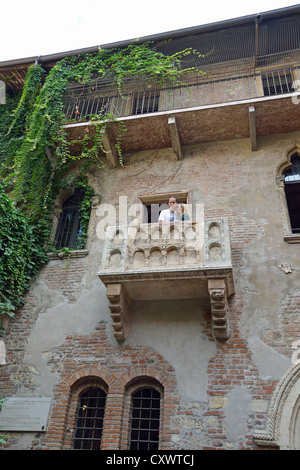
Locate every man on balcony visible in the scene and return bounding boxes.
[158,197,178,222]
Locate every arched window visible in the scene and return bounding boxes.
[284,155,300,234]
[55,188,86,249]
[73,387,107,450]
[254,363,300,449]
[129,387,161,450]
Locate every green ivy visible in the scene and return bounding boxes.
[3,41,203,219]
[0,185,48,321]
[0,40,204,321]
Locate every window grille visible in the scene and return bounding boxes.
[262,69,294,96]
[129,387,161,450]
[73,387,107,450]
[54,188,85,249]
[284,155,300,233]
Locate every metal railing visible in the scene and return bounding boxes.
[261,68,295,95]
[63,62,300,122]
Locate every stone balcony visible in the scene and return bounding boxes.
[98,218,235,342]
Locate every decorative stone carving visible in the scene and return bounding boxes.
[209,243,223,261]
[204,219,232,265]
[276,143,300,243]
[208,223,221,239]
[208,279,231,341]
[99,218,234,342]
[253,363,300,449]
[278,263,294,274]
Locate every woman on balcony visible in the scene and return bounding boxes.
[175,203,190,221]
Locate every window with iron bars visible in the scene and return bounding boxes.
[54,188,86,249]
[284,155,300,234]
[262,69,294,96]
[129,387,161,450]
[73,387,107,450]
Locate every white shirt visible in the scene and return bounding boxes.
[158,208,175,222]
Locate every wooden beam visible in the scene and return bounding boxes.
[101,128,119,168]
[248,105,257,151]
[168,116,182,160]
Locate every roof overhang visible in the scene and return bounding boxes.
[1,4,300,91]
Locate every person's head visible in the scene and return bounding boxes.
[168,196,177,212]
[176,203,184,215]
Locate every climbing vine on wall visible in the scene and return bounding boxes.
[0,40,205,321]
[0,185,48,319]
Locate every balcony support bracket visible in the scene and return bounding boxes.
[106,283,131,341]
[208,278,231,341]
[248,105,257,151]
[168,116,182,160]
[101,128,119,168]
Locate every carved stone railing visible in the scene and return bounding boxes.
[98,218,235,342]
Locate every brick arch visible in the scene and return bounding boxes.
[63,365,115,389]
[118,364,176,390]
[43,361,178,450]
[42,366,118,450]
[124,375,164,396]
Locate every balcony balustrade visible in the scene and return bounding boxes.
[98,218,235,342]
[63,64,300,123]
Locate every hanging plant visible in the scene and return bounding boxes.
[5,41,204,216]
[0,185,48,321]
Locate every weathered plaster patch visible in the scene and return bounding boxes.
[24,282,108,395]
[224,386,252,443]
[248,336,291,380]
[250,400,269,412]
[126,299,216,402]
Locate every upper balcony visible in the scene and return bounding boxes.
[1,9,299,159]
[98,217,235,342]
[62,11,300,159]
[63,51,300,161]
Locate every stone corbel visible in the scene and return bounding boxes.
[248,105,257,152]
[168,116,182,160]
[101,128,119,168]
[208,278,231,341]
[106,283,131,341]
